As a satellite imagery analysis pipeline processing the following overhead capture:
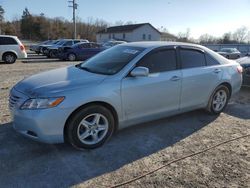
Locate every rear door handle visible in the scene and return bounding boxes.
[170,76,180,81]
[213,69,221,73]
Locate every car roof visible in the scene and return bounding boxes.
[0,35,18,38]
[120,41,230,65]
[120,41,205,49]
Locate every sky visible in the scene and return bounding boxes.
[0,0,250,39]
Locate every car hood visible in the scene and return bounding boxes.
[218,52,228,55]
[14,65,107,97]
[40,44,53,47]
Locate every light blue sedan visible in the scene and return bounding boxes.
[9,42,243,149]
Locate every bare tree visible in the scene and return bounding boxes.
[199,34,218,44]
[247,31,250,44]
[178,28,190,42]
[233,26,248,43]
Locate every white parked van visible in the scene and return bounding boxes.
[0,35,27,63]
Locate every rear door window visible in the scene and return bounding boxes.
[73,40,81,44]
[63,41,73,46]
[91,43,101,48]
[79,43,91,49]
[180,49,206,69]
[0,37,18,45]
[205,54,220,66]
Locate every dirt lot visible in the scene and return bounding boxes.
[0,59,250,188]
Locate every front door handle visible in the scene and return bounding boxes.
[170,76,180,81]
[213,69,221,73]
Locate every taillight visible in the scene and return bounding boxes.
[237,65,243,74]
[20,45,25,51]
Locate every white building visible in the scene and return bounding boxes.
[96,23,161,43]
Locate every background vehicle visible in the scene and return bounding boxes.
[0,35,27,64]
[237,56,250,86]
[29,40,53,54]
[218,48,241,59]
[10,42,242,149]
[44,39,89,58]
[57,42,105,61]
[40,40,61,54]
[102,40,127,48]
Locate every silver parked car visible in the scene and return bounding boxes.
[9,42,242,149]
[218,48,241,59]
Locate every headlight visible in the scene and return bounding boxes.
[21,97,65,109]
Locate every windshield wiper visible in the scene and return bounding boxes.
[76,64,90,71]
[75,64,111,75]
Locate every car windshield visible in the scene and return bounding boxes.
[221,48,231,53]
[40,40,50,45]
[72,42,88,48]
[79,45,145,75]
[53,40,61,44]
[56,40,67,45]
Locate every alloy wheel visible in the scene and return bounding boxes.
[212,89,227,112]
[77,113,109,145]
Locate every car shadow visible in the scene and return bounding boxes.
[21,59,62,63]
[225,87,250,120]
[0,110,217,187]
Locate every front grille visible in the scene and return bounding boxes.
[8,89,28,110]
[9,93,21,109]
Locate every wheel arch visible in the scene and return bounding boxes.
[2,51,18,59]
[67,52,77,60]
[219,82,232,97]
[63,101,119,142]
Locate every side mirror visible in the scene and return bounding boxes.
[130,66,149,77]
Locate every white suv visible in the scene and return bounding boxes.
[0,35,27,63]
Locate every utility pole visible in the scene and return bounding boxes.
[68,0,78,39]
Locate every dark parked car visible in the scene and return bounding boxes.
[29,40,54,54]
[44,39,89,58]
[237,56,250,86]
[40,40,61,54]
[103,40,127,48]
[57,42,105,61]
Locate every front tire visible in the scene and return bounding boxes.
[207,85,230,114]
[66,105,115,149]
[68,53,76,61]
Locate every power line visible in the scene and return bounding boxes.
[68,0,78,39]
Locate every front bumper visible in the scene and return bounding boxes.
[10,89,73,144]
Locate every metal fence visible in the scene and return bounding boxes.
[203,44,250,55]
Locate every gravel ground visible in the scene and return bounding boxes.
[0,60,249,188]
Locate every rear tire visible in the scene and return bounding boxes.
[3,53,17,64]
[66,105,115,150]
[49,50,55,58]
[206,85,230,115]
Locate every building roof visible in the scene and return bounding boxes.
[97,23,161,34]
